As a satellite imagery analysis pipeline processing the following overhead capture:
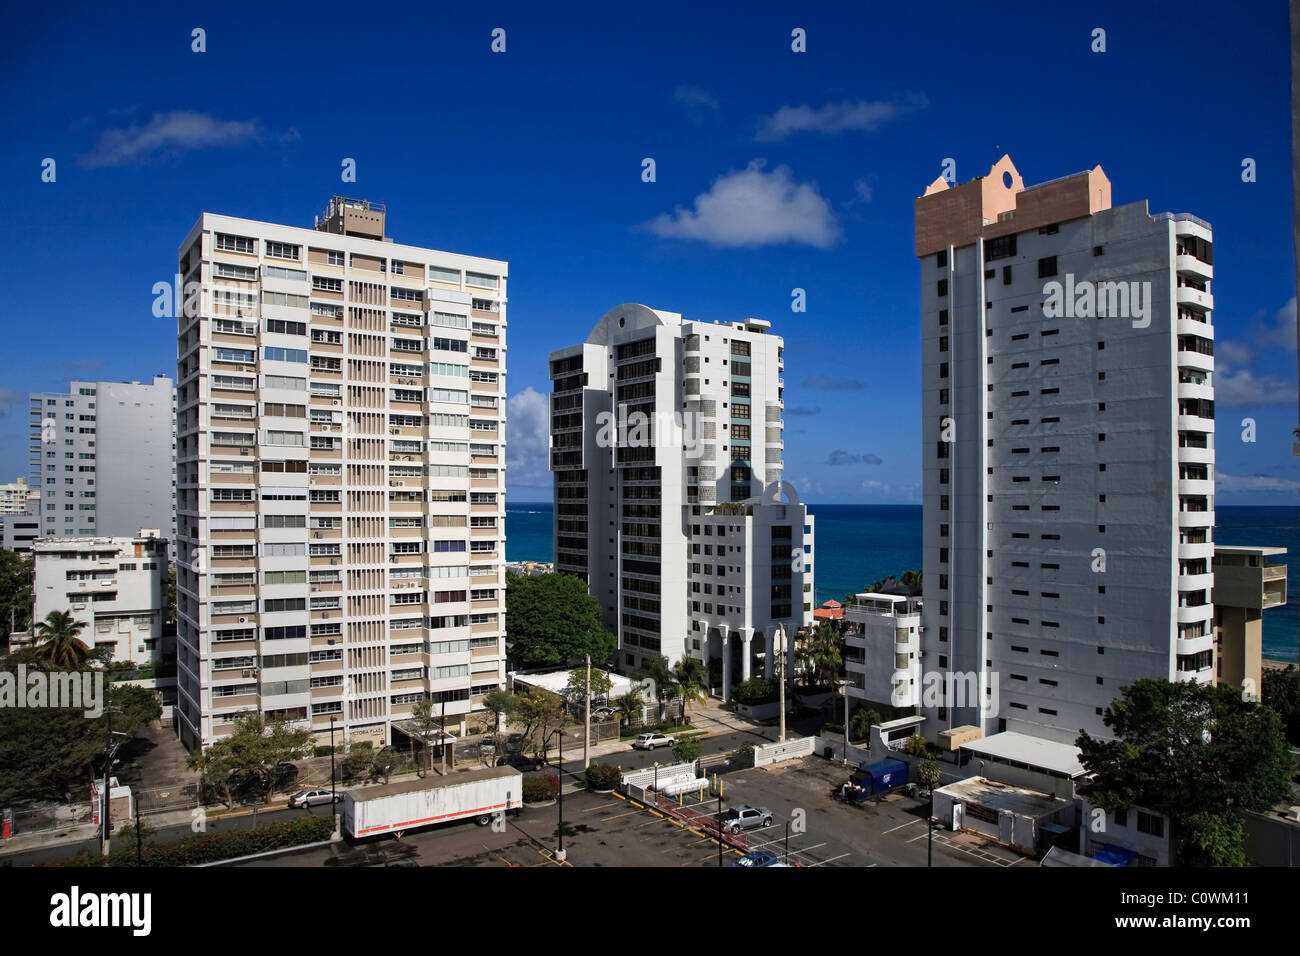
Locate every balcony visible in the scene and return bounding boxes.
[1176,254,1213,282]
[1178,478,1214,497]
[1176,286,1213,313]
[1178,509,1214,528]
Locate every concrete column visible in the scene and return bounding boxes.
[721,630,732,704]
[741,629,752,682]
[763,630,775,679]
[786,626,797,689]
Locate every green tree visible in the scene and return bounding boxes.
[848,705,881,742]
[165,566,177,629]
[916,759,941,793]
[672,655,708,719]
[903,734,932,758]
[798,619,844,689]
[410,698,442,776]
[198,713,315,804]
[505,573,614,668]
[0,550,33,641]
[1179,812,1249,867]
[1262,665,1300,746]
[1077,678,1293,865]
[511,690,564,757]
[566,666,614,713]
[480,688,516,733]
[33,610,91,669]
[672,736,701,764]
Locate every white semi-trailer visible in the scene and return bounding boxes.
[343,766,524,839]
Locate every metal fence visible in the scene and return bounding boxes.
[4,800,95,836]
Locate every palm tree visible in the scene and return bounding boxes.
[673,655,708,719]
[33,610,90,669]
[803,619,844,689]
[642,655,678,721]
[615,690,644,728]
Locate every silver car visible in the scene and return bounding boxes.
[632,732,675,751]
[722,805,773,832]
[289,788,340,808]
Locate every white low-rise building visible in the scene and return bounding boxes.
[845,593,922,709]
[29,531,170,665]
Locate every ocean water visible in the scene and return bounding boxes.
[505,502,1299,664]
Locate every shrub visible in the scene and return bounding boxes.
[522,772,560,803]
[672,736,701,764]
[733,677,778,706]
[585,763,621,791]
[53,815,334,867]
[822,722,844,736]
[313,745,337,758]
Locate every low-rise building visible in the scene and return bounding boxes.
[23,531,171,665]
[844,593,922,710]
[1212,545,1288,695]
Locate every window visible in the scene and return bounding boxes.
[215,233,256,254]
[312,275,343,293]
[937,279,948,297]
[266,319,306,336]
[936,250,947,268]
[1037,256,1058,278]
[985,234,1016,260]
[263,347,307,363]
[1136,812,1164,837]
[265,241,301,261]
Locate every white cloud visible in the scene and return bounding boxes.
[789,476,824,497]
[78,111,262,168]
[1215,473,1300,495]
[1213,366,1295,407]
[673,85,719,112]
[755,95,926,142]
[1258,297,1297,351]
[643,161,840,249]
[505,387,550,490]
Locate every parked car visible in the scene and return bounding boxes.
[732,850,783,867]
[497,753,545,772]
[721,805,773,832]
[632,732,675,751]
[289,788,341,809]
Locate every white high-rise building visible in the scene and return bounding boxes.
[548,304,814,698]
[174,198,508,750]
[28,378,176,544]
[915,156,1215,745]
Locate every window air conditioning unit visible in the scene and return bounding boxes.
[242,669,252,678]
[240,448,251,455]
[72,603,86,611]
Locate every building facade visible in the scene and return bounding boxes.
[845,592,922,711]
[0,477,33,514]
[174,197,507,750]
[1212,545,1287,695]
[915,156,1215,745]
[26,533,170,665]
[28,378,176,544]
[548,304,813,697]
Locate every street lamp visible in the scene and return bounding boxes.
[839,678,851,765]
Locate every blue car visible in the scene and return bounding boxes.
[732,850,780,867]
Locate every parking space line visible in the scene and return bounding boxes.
[881,819,922,835]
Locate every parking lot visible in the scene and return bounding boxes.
[234,754,1033,868]
[708,756,1032,867]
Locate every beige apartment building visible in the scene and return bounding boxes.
[1212,545,1288,694]
[174,198,508,750]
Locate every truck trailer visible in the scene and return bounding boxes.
[343,766,523,839]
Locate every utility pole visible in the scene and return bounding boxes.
[101,708,112,858]
[583,654,591,770]
[134,796,143,865]
[440,698,447,775]
[329,715,338,836]
[777,623,787,743]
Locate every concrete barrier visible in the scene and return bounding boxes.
[752,736,816,768]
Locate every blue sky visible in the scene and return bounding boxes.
[0,0,1294,504]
